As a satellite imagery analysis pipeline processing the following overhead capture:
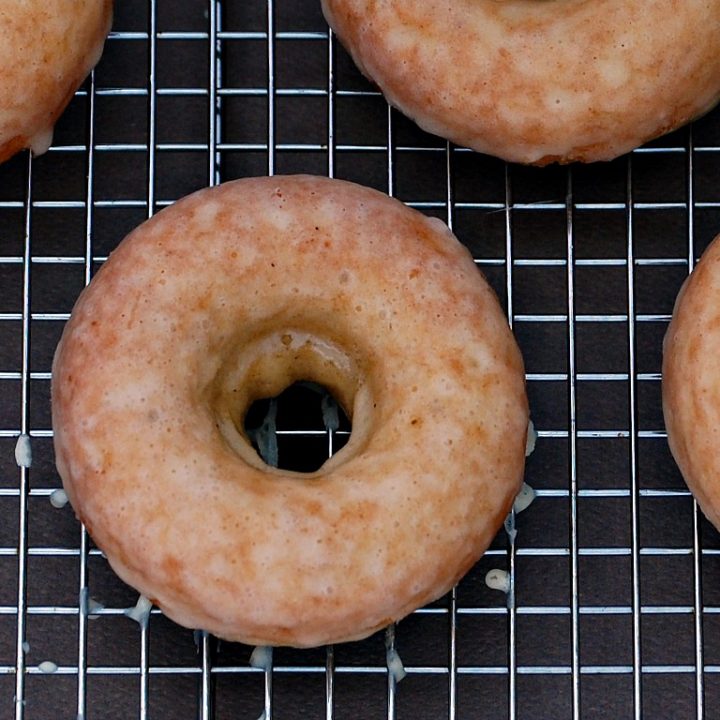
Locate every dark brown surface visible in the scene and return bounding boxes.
[2,0,720,718]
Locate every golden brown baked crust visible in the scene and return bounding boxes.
[664,234,720,530]
[322,0,720,164]
[0,0,112,164]
[52,175,528,647]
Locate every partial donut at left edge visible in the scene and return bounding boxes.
[0,0,113,164]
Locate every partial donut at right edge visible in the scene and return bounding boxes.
[321,0,720,165]
[663,234,720,530]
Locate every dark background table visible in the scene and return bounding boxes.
[2,1,720,718]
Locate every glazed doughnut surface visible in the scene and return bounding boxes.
[664,235,720,530]
[0,0,112,164]
[322,0,720,164]
[52,175,528,647]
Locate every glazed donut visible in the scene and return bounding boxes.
[51,175,528,647]
[322,0,720,164]
[664,234,720,529]
[0,0,112,164]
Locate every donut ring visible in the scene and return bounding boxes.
[664,235,720,529]
[52,175,528,647]
[0,0,112,164]
[321,0,720,164]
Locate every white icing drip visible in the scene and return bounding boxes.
[14,434,32,468]
[87,597,104,619]
[248,399,278,467]
[49,489,68,509]
[425,215,453,237]
[249,645,273,670]
[29,127,54,157]
[299,381,341,431]
[513,483,536,514]
[503,514,517,543]
[321,392,340,432]
[124,595,152,629]
[485,568,511,594]
[525,419,537,457]
[386,647,407,683]
[22,641,30,654]
[38,660,58,674]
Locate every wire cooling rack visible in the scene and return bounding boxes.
[4,1,720,718]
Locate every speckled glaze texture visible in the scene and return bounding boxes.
[0,0,112,163]
[52,175,529,647]
[664,235,720,532]
[321,0,720,164]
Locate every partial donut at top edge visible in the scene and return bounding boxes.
[322,0,720,164]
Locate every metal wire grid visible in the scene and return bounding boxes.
[2,1,720,718]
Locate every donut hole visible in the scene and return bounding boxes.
[244,381,351,473]
[211,328,373,475]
